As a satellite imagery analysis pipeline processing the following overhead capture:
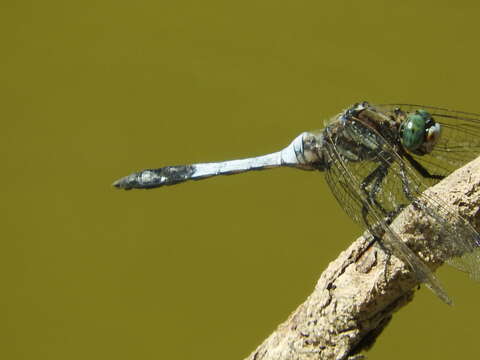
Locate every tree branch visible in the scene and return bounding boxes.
[245,157,480,360]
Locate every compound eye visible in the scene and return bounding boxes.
[401,114,426,151]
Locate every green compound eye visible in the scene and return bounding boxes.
[401,110,429,152]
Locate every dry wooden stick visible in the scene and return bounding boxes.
[245,157,480,360]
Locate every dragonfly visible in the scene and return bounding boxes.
[113,102,480,304]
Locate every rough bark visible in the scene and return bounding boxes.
[245,157,480,360]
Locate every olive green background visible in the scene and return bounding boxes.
[2,1,480,359]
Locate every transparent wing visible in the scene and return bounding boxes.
[377,104,480,279]
[322,115,452,304]
[378,104,480,187]
[323,107,480,303]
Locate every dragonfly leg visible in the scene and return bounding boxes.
[361,163,390,216]
[366,204,407,284]
[399,166,415,203]
[372,236,391,283]
[398,165,429,214]
[403,152,444,180]
[360,166,391,275]
[360,163,409,283]
[360,165,390,238]
[378,207,410,283]
[399,164,448,236]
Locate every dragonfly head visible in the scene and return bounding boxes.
[400,109,441,155]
